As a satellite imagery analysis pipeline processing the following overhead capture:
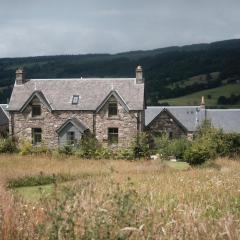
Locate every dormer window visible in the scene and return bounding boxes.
[32,105,41,117]
[108,101,118,117]
[72,95,79,104]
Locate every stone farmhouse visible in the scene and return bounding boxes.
[7,67,145,148]
[145,97,240,140]
[6,67,240,148]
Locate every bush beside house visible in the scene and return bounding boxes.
[0,121,239,165]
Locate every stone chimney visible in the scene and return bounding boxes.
[136,65,144,84]
[200,96,205,109]
[16,68,26,85]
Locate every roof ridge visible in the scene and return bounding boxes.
[29,78,136,81]
[147,106,199,108]
[206,109,240,111]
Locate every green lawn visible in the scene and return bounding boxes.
[159,83,240,107]
[165,161,190,170]
[14,184,54,201]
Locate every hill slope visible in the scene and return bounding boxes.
[159,84,240,107]
[0,39,240,105]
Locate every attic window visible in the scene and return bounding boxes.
[108,101,118,117]
[72,95,79,104]
[32,105,41,117]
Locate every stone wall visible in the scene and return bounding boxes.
[95,97,140,148]
[10,100,93,148]
[10,96,143,148]
[147,110,187,139]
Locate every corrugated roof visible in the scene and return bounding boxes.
[8,78,144,111]
[145,106,240,133]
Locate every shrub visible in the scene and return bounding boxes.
[19,140,32,155]
[154,134,191,161]
[0,138,18,153]
[195,120,240,158]
[117,148,135,160]
[220,133,240,157]
[154,133,171,160]
[184,121,240,165]
[19,140,51,155]
[184,138,217,165]
[78,135,100,158]
[58,145,75,155]
[94,147,113,159]
[168,138,191,160]
[132,132,150,159]
[31,145,50,155]
[184,121,220,165]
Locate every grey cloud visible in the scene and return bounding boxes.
[0,0,239,57]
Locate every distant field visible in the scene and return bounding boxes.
[0,155,240,239]
[168,72,220,89]
[159,83,240,107]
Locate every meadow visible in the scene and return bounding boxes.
[0,154,240,239]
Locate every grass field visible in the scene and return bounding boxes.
[159,83,240,107]
[0,155,240,239]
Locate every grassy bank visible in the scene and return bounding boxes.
[0,155,240,239]
[159,83,240,107]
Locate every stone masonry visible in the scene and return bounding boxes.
[8,66,145,148]
[10,96,142,148]
[147,110,187,139]
[95,96,141,148]
[10,98,93,148]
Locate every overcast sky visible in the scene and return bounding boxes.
[0,0,240,58]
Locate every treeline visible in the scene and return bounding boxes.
[218,94,240,105]
[0,39,240,104]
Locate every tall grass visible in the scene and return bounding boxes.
[0,155,240,239]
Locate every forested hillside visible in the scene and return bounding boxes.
[0,39,240,106]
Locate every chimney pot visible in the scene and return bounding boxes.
[16,68,26,85]
[200,96,205,109]
[136,65,144,84]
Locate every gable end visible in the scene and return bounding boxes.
[19,91,53,113]
[95,90,130,113]
[147,108,188,133]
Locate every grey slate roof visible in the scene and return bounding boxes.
[145,106,201,132]
[145,106,240,133]
[8,78,144,111]
[56,117,88,134]
[206,109,240,133]
[0,104,9,126]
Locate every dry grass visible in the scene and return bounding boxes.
[0,155,240,239]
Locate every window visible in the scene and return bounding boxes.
[67,131,75,145]
[32,128,42,145]
[32,105,41,117]
[108,128,118,145]
[108,102,117,117]
[72,95,79,104]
